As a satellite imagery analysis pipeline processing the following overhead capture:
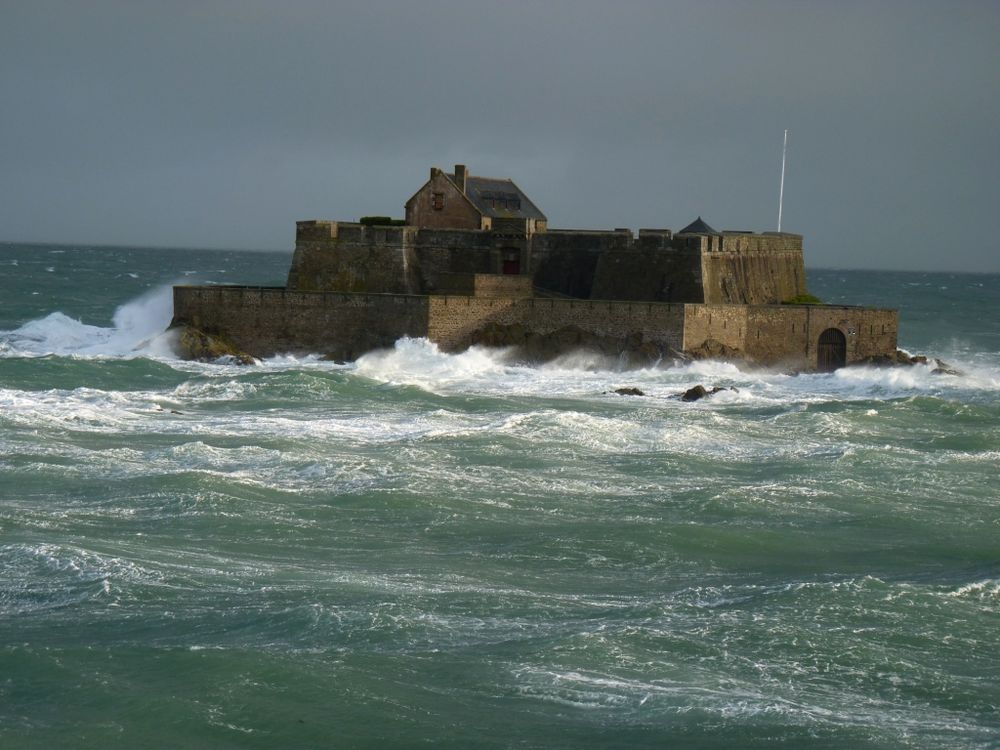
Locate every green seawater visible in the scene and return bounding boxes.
[1,244,998,748]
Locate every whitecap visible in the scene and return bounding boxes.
[0,284,179,358]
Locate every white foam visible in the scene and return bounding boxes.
[354,337,508,390]
[0,284,177,358]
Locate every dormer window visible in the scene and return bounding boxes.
[432,192,444,210]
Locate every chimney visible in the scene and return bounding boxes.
[430,167,442,180]
[454,164,467,194]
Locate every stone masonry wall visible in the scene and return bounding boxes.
[529,229,633,298]
[172,286,430,361]
[173,286,897,369]
[683,304,898,369]
[286,222,804,305]
[405,169,484,230]
[287,222,420,295]
[427,296,686,360]
[700,247,807,304]
[591,245,705,303]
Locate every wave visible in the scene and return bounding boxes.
[0,285,177,359]
[348,337,999,405]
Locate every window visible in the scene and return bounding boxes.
[432,192,444,210]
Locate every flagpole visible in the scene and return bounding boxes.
[778,129,788,232]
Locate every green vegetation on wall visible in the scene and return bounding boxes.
[781,293,824,305]
[359,216,406,226]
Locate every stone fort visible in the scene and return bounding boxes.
[172,164,898,370]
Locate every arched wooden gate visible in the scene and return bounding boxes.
[817,328,847,371]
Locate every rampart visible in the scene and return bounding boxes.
[173,285,897,369]
[172,285,430,362]
[285,221,807,305]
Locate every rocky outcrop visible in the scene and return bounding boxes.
[612,387,646,396]
[468,322,675,366]
[176,326,255,365]
[684,338,745,362]
[857,349,961,375]
[680,384,737,402]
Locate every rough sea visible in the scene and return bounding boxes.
[1,244,997,749]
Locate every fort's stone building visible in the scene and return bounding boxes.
[173,164,898,370]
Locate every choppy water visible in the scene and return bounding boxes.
[1,244,998,748]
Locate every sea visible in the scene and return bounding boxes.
[0,243,997,749]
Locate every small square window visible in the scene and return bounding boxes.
[432,192,444,210]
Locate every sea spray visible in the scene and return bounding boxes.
[0,284,178,358]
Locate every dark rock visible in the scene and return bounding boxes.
[612,387,645,396]
[931,358,962,376]
[680,384,735,401]
[684,338,744,362]
[681,384,709,401]
[857,350,931,367]
[177,326,255,365]
[467,322,675,367]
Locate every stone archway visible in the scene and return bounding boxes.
[817,328,847,371]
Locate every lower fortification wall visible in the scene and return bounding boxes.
[172,286,897,369]
[683,304,898,369]
[172,286,430,361]
[427,297,686,361]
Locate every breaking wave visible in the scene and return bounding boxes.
[0,285,177,358]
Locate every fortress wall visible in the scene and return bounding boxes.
[720,233,802,253]
[173,286,898,369]
[287,222,418,294]
[760,305,899,368]
[172,286,430,361]
[529,230,633,298]
[700,248,807,304]
[412,229,498,291]
[682,304,899,368]
[590,247,705,303]
[435,274,533,298]
[680,305,750,354]
[427,296,686,358]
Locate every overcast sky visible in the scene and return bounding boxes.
[1,1,997,271]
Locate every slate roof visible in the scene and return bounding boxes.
[448,174,546,221]
[678,216,720,235]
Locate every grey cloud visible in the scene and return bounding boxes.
[1,0,997,271]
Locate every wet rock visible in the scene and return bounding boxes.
[684,338,744,362]
[852,349,927,367]
[858,350,951,369]
[612,387,645,396]
[930,358,962,376]
[177,326,255,365]
[680,384,735,402]
[467,322,675,367]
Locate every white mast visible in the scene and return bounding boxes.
[777,129,788,232]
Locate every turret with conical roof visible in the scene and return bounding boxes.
[678,216,720,235]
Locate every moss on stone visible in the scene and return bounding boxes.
[781,294,824,305]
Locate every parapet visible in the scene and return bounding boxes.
[295,220,418,244]
[296,220,339,241]
[719,231,802,253]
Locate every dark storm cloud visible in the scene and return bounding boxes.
[1,0,997,271]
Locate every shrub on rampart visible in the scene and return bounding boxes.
[359,216,406,226]
[781,294,823,305]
